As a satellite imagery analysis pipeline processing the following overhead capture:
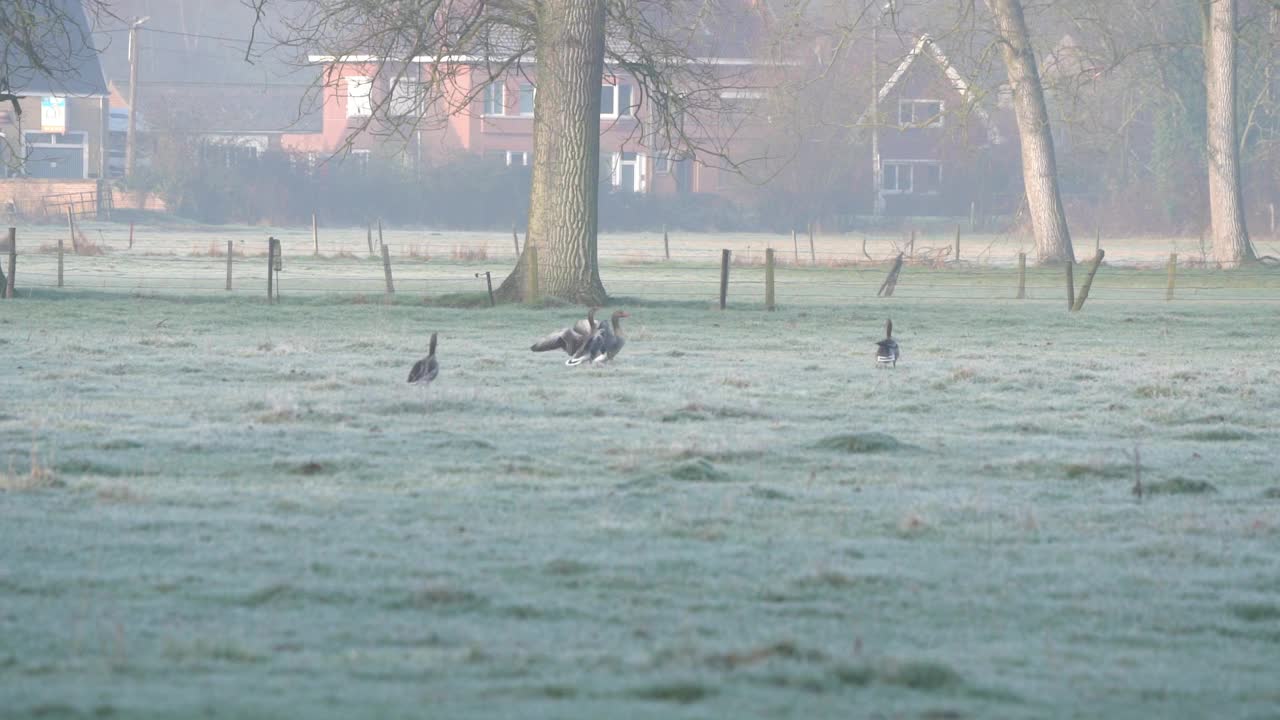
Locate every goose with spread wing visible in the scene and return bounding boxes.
[531,308,598,357]
[568,310,629,366]
[875,319,899,367]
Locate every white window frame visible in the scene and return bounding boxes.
[506,150,529,167]
[517,83,536,117]
[601,82,634,118]
[350,149,371,175]
[388,76,423,117]
[897,98,944,128]
[346,76,373,118]
[608,151,644,192]
[881,160,942,195]
[482,83,506,116]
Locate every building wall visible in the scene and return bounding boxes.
[0,95,109,180]
[296,62,753,196]
[874,58,1019,217]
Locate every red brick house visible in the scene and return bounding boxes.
[283,4,776,198]
[858,35,1020,218]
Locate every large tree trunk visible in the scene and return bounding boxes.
[989,0,1075,264]
[495,0,608,304]
[1203,0,1254,267]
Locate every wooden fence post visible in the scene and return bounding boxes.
[128,221,134,249]
[969,200,977,231]
[312,212,319,255]
[4,228,14,298]
[57,239,64,287]
[226,241,233,291]
[1016,252,1026,299]
[3,227,13,298]
[877,253,904,297]
[1094,227,1101,255]
[366,222,373,255]
[66,207,77,254]
[1165,253,1176,301]
[908,229,916,258]
[266,238,275,303]
[526,246,539,303]
[1071,249,1105,312]
[0,230,7,292]
[381,243,395,295]
[808,224,816,264]
[1064,261,1075,311]
[664,225,670,260]
[765,248,776,311]
[791,228,798,263]
[719,248,731,310]
[377,218,384,249]
[954,224,961,261]
[512,224,521,256]
[476,271,495,307]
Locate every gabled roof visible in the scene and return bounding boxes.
[3,0,108,97]
[857,34,1003,146]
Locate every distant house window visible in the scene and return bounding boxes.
[483,83,506,116]
[350,149,371,175]
[518,84,535,116]
[882,161,942,195]
[601,83,634,117]
[600,85,616,116]
[346,76,373,118]
[898,99,943,128]
[507,151,529,167]
[606,151,642,192]
[652,152,671,174]
[389,77,423,117]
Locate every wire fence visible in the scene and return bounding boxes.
[3,222,1279,306]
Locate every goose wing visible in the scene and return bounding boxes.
[408,355,439,383]
[531,327,574,353]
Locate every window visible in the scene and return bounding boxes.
[488,150,529,168]
[389,77,423,117]
[618,85,633,117]
[881,161,942,195]
[897,99,943,128]
[606,151,642,192]
[600,84,615,116]
[350,149,371,176]
[483,83,506,116]
[346,76,373,118]
[518,84,535,116]
[652,152,671,174]
[600,83,634,117]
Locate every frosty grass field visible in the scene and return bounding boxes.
[3,222,1280,719]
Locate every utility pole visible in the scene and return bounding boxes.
[125,16,149,182]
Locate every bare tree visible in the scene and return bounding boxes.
[247,0,770,303]
[1203,0,1254,266]
[988,0,1075,263]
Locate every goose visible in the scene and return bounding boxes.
[875,319,899,367]
[408,332,440,385]
[531,308,599,357]
[568,310,629,366]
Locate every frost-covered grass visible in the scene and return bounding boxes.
[3,285,1280,719]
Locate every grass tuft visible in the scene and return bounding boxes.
[1230,603,1280,622]
[1145,477,1218,495]
[666,459,731,483]
[816,432,908,454]
[628,682,716,704]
